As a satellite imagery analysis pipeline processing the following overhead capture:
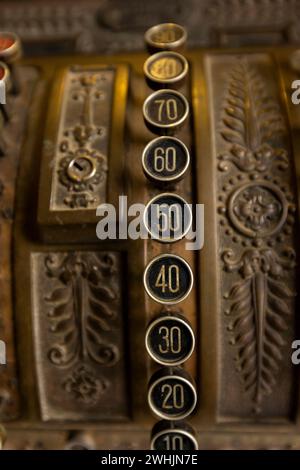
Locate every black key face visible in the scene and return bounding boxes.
[144,255,193,304]
[148,375,197,419]
[142,137,189,183]
[146,315,195,365]
[144,194,192,242]
[151,430,198,450]
[143,90,189,130]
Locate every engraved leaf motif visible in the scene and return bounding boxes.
[221,130,245,145]
[45,286,77,365]
[45,253,120,368]
[85,279,119,365]
[224,249,294,414]
[222,62,284,149]
[218,60,288,172]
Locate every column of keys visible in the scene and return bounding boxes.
[142,23,198,451]
[0,32,22,156]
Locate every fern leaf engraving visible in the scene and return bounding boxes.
[45,252,120,368]
[223,248,295,413]
[218,60,288,172]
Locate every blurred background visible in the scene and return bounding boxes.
[1,0,300,56]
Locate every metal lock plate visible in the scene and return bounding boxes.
[148,368,197,420]
[143,254,193,304]
[142,136,190,184]
[143,193,192,242]
[37,64,129,242]
[145,313,195,366]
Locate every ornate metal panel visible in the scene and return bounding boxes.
[50,67,114,211]
[31,251,129,421]
[0,66,38,421]
[37,64,128,243]
[1,35,300,449]
[205,53,297,420]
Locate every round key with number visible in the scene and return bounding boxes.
[151,420,198,450]
[142,136,190,184]
[144,193,192,243]
[145,23,187,52]
[148,368,197,420]
[145,313,195,366]
[143,89,189,134]
[144,254,193,304]
[144,51,188,88]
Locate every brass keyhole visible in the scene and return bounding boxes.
[67,156,96,183]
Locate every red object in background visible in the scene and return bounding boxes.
[0,66,4,80]
[0,36,14,52]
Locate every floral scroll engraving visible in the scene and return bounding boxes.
[218,61,288,173]
[228,182,287,238]
[63,365,108,406]
[214,56,297,417]
[32,251,127,420]
[223,248,295,413]
[45,252,120,369]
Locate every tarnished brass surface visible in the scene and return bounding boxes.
[0,44,299,449]
[205,53,297,420]
[0,66,39,421]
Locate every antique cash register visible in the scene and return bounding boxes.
[0,0,299,451]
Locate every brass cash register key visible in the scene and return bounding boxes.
[143,89,189,134]
[144,51,188,88]
[0,61,11,92]
[148,368,197,420]
[151,421,198,450]
[0,61,11,121]
[145,23,187,52]
[143,254,193,304]
[143,193,192,242]
[145,313,195,366]
[142,136,190,184]
[0,32,22,93]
